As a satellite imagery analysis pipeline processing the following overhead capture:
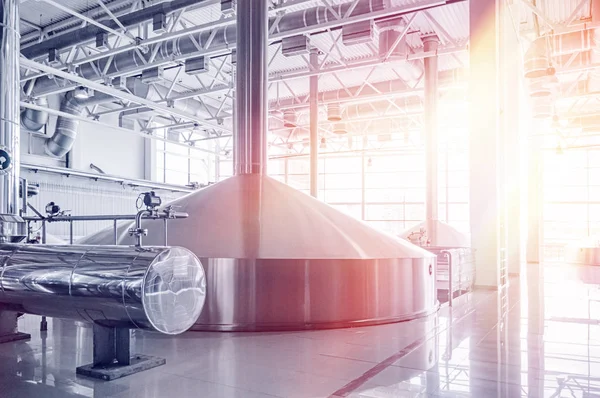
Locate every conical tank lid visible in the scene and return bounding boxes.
[80,174,433,260]
[400,220,469,248]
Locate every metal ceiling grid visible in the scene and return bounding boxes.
[16,0,472,155]
[19,0,136,36]
[543,0,591,25]
[178,2,222,27]
[517,0,592,35]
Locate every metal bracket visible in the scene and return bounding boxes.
[76,325,165,381]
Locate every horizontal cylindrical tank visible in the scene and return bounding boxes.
[0,244,206,334]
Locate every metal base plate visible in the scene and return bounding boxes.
[0,332,31,344]
[76,355,166,381]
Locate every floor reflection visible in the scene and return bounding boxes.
[1,262,600,397]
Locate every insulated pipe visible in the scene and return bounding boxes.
[127,78,223,119]
[29,0,430,97]
[309,47,319,198]
[20,97,49,132]
[21,0,209,59]
[45,91,114,158]
[423,35,439,245]
[0,244,206,334]
[234,0,268,175]
[0,0,24,242]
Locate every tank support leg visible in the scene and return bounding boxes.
[0,311,31,343]
[40,316,47,332]
[76,324,165,381]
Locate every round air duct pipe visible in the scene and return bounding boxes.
[524,37,550,79]
[283,109,297,127]
[46,91,114,158]
[531,97,553,119]
[527,74,558,97]
[332,122,347,134]
[327,103,342,122]
[21,97,49,132]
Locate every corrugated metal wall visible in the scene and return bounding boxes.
[24,171,185,241]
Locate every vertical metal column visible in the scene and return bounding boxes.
[423,35,439,245]
[0,0,25,243]
[234,0,268,176]
[309,47,319,198]
[469,0,502,287]
[526,136,543,263]
[502,0,522,275]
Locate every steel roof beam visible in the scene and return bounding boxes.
[20,57,229,132]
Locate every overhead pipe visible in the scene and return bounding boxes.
[22,0,212,59]
[270,100,425,138]
[234,0,268,176]
[21,0,136,47]
[29,0,463,97]
[423,35,440,246]
[45,91,115,158]
[271,69,467,111]
[0,0,25,243]
[20,97,49,131]
[126,78,226,120]
[44,75,227,158]
[309,47,319,197]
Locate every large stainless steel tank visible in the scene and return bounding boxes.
[79,0,437,331]
[80,174,438,331]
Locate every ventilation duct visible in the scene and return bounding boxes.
[30,0,411,97]
[378,18,409,59]
[527,75,558,98]
[531,96,553,119]
[283,110,297,127]
[342,20,375,46]
[332,123,347,134]
[22,0,211,59]
[46,76,225,158]
[270,100,424,139]
[21,97,49,131]
[272,69,464,111]
[524,37,551,79]
[327,103,342,121]
[45,91,114,158]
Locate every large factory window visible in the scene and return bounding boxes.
[267,143,470,237]
[543,149,600,260]
[154,125,215,186]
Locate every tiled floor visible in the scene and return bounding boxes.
[1,262,600,397]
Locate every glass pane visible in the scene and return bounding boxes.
[365,204,404,221]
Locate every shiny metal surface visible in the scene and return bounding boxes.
[7,270,600,397]
[193,257,437,331]
[309,47,319,197]
[0,0,25,243]
[46,91,114,158]
[400,220,470,248]
[0,244,206,334]
[79,0,438,331]
[423,35,440,245]
[81,174,434,260]
[79,177,437,331]
[234,0,268,176]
